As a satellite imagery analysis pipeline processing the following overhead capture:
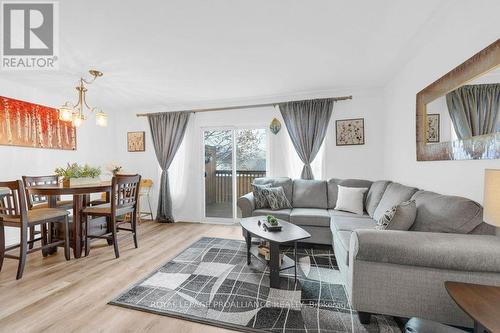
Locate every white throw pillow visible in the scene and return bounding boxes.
[335,185,368,215]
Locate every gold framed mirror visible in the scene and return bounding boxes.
[416,39,500,161]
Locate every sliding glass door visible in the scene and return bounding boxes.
[235,128,267,217]
[203,128,267,220]
[204,129,234,219]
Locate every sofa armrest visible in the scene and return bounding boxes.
[350,229,500,273]
[237,192,255,217]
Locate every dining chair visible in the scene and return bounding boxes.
[22,175,73,250]
[0,180,70,280]
[138,179,153,223]
[81,174,141,258]
[89,192,108,207]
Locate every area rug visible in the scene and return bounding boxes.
[110,237,401,333]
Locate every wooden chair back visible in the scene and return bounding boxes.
[22,175,59,208]
[0,180,28,227]
[111,174,141,215]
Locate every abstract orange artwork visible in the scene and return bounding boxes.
[0,96,76,150]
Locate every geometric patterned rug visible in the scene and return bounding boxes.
[110,237,402,333]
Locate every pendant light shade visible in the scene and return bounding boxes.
[72,114,84,128]
[59,102,74,122]
[95,110,108,127]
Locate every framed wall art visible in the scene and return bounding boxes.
[336,118,365,146]
[127,131,145,152]
[426,114,440,143]
[0,96,76,150]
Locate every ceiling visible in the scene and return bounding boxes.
[0,0,454,114]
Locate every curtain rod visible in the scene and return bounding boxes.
[136,95,352,117]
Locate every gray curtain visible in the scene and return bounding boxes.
[147,112,191,223]
[446,83,500,139]
[279,98,334,179]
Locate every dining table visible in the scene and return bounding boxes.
[27,181,112,258]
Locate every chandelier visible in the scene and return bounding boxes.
[59,70,107,127]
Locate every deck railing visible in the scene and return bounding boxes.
[206,170,266,203]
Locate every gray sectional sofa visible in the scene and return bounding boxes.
[237,177,500,328]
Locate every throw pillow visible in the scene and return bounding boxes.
[376,200,417,230]
[262,186,292,210]
[252,183,271,208]
[335,185,368,215]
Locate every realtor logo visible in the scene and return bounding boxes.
[1,1,59,70]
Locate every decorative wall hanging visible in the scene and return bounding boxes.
[269,118,281,134]
[127,131,145,152]
[426,114,440,143]
[336,118,365,146]
[0,96,76,150]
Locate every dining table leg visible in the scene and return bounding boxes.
[73,194,83,258]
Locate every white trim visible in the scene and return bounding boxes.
[231,129,237,222]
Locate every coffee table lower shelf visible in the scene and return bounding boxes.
[248,245,296,272]
[246,241,298,288]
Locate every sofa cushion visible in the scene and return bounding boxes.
[292,179,328,209]
[376,200,417,231]
[365,180,391,217]
[290,208,330,227]
[327,178,373,209]
[335,231,352,266]
[351,229,500,273]
[328,209,371,218]
[372,182,418,221]
[330,214,377,233]
[410,190,484,234]
[253,177,293,203]
[469,222,496,235]
[252,208,291,221]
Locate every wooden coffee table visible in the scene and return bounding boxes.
[240,216,311,289]
[445,281,500,333]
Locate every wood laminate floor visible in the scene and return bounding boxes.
[0,221,242,333]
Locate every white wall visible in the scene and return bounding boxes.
[383,2,500,203]
[114,88,386,222]
[324,89,386,181]
[0,79,117,245]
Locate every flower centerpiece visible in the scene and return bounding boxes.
[106,163,123,176]
[55,163,102,187]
